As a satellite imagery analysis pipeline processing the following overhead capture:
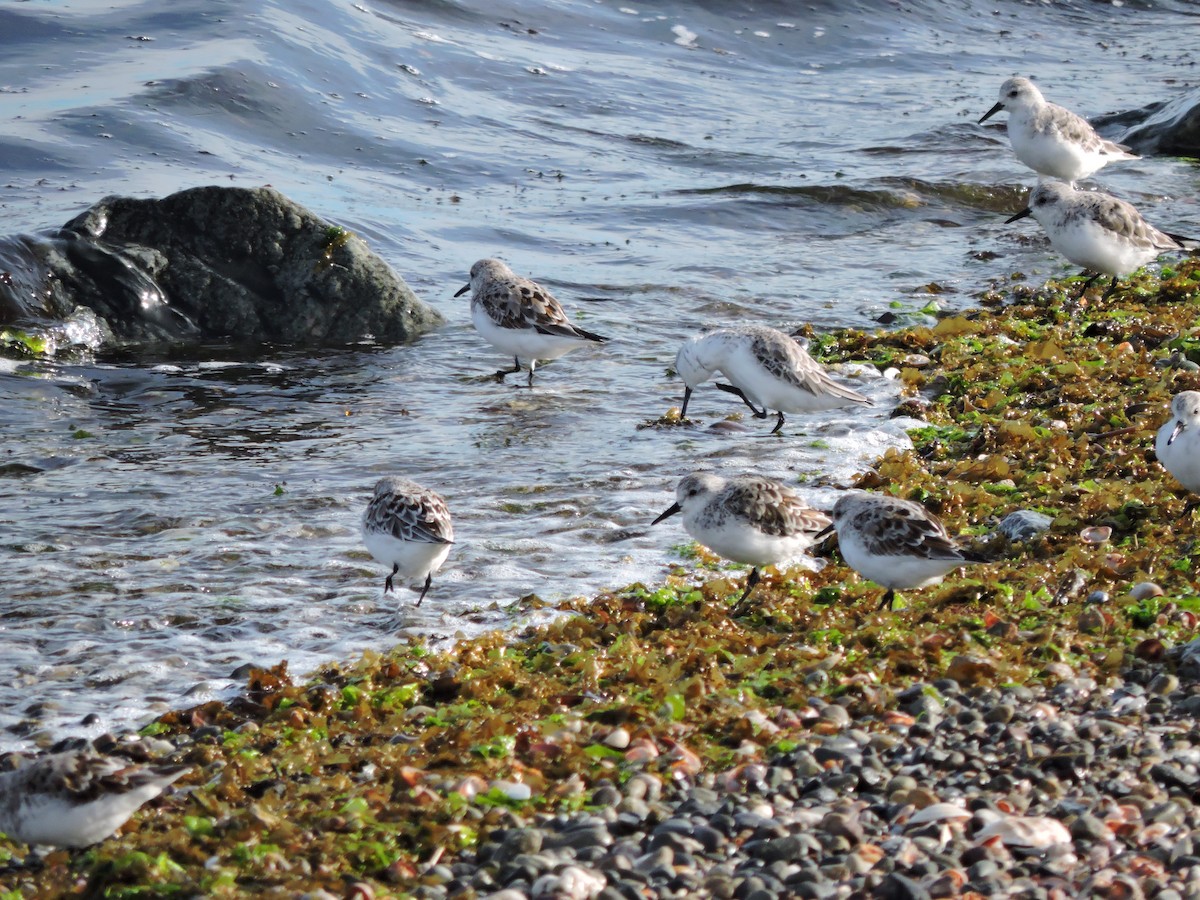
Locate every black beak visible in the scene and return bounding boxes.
[1169,421,1186,446]
[813,523,836,544]
[978,102,1003,125]
[652,502,681,526]
[679,386,692,419]
[453,283,471,297]
[1005,207,1032,225]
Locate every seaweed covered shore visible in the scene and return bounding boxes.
[5,263,1200,898]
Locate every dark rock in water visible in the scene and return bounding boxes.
[0,185,441,347]
[1093,87,1200,156]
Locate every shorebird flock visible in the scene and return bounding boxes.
[365,75,1199,616]
[3,75,1195,854]
[982,76,1196,300]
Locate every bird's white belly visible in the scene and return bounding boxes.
[1011,125,1096,181]
[362,529,450,580]
[1049,219,1151,276]
[11,791,147,848]
[718,358,793,411]
[472,305,583,362]
[718,355,857,414]
[838,532,960,591]
[685,515,812,567]
[1156,424,1200,493]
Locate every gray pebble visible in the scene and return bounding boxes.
[997,509,1053,541]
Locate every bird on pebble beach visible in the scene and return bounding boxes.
[652,472,831,614]
[0,750,189,848]
[672,325,872,434]
[1005,180,1196,299]
[1156,391,1200,498]
[362,476,454,607]
[454,258,608,386]
[978,76,1139,184]
[819,491,984,610]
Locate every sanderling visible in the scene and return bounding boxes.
[1156,391,1200,495]
[0,750,189,848]
[978,76,1139,183]
[652,472,831,612]
[673,325,872,434]
[454,259,608,386]
[821,491,983,610]
[362,476,454,606]
[1005,180,1196,299]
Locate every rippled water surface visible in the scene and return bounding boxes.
[1,0,1198,749]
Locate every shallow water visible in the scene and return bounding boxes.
[1,0,1198,749]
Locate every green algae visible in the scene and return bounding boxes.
[6,262,1200,897]
[0,329,48,357]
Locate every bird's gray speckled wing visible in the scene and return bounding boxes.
[3,752,185,806]
[477,275,575,333]
[848,499,964,560]
[365,488,453,544]
[721,479,832,539]
[1032,103,1104,153]
[751,331,870,404]
[1078,192,1183,251]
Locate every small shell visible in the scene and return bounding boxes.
[624,738,660,764]
[664,740,702,777]
[853,843,886,865]
[603,727,631,749]
[1128,582,1164,600]
[1136,823,1173,847]
[452,775,488,799]
[1080,525,1112,544]
[975,815,1071,849]
[489,780,532,801]
[906,802,972,826]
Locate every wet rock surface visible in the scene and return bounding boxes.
[1096,86,1200,157]
[0,185,440,347]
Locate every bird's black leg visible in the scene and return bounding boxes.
[770,410,786,435]
[493,357,524,381]
[714,383,768,418]
[877,588,895,611]
[1100,276,1120,300]
[384,563,398,594]
[416,572,433,607]
[730,567,762,616]
[1074,271,1102,299]
[527,360,536,387]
